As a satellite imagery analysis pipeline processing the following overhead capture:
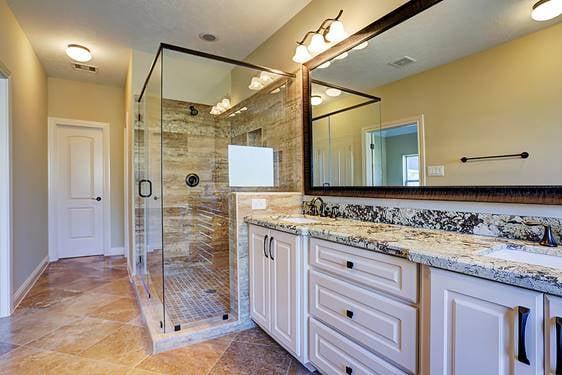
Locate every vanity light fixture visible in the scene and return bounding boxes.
[318,61,331,69]
[334,52,349,60]
[248,71,279,91]
[311,95,323,106]
[531,0,562,21]
[248,77,265,90]
[66,44,92,62]
[292,10,347,64]
[325,88,342,97]
[210,97,231,115]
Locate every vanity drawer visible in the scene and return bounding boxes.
[310,270,417,373]
[309,238,417,303]
[309,318,407,375]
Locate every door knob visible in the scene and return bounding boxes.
[91,196,102,201]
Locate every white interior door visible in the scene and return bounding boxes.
[55,124,105,258]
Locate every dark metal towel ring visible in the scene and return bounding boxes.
[460,152,529,163]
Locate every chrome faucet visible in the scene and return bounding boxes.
[539,225,558,247]
[309,197,327,217]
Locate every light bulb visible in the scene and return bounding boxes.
[292,44,312,63]
[311,95,323,106]
[66,44,92,62]
[353,41,369,50]
[318,61,331,69]
[325,88,342,97]
[308,33,329,55]
[270,88,281,94]
[259,71,275,83]
[325,20,348,43]
[531,0,562,21]
[248,77,265,90]
[334,52,349,60]
[221,98,231,108]
[240,107,248,111]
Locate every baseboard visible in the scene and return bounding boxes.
[12,255,49,312]
[106,247,124,256]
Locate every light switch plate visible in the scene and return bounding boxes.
[251,199,267,210]
[427,165,445,177]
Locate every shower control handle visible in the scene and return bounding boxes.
[263,235,269,258]
[269,237,274,261]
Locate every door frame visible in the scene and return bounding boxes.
[361,115,426,186]
[48,117,111,261]
[0,65,12,317]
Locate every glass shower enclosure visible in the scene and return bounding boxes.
[135,44,296,333]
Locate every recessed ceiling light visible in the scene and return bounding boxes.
[66,44,91,63]
[199,33,218,42]
[531,0,562,21]
[325,88,342,97]
[311,95,323,106]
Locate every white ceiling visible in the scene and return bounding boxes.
[312,0,562,91]
[7,0,311,86]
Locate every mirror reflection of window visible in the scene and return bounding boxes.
[403,154,420,186]
[228,145,274,187]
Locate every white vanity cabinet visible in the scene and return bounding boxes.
[545,295,562,375]
[248,225,307,363]
[429,267,544,375]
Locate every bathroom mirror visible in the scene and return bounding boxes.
[303,0,562,203]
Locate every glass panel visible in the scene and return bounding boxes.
[160,47,296,329]
[311,82,382,187]
[136,51,165,329]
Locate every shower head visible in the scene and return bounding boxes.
[189,105,199,116]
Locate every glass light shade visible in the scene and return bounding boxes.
[334,52,349,60]
[240,107,248,111]
[353,41,369,50]
[318,61,331,69]
[221,98,231,108]
[292,44,312,63]
[248,77,265,90]
[259,71,275,83]
[325,88,342,97]
[531,0,562,20]
[210,106,219,115]
[308,33,329,54]
[325,20,348,43]
[311,95,323,106]
[270,88,281,94]
[66,44,92,62]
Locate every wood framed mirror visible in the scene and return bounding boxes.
[302,0,562,204]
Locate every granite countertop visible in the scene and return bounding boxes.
[245,214,562,296]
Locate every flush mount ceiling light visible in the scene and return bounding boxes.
[311,95,323,106]
[292,9,348,64]
[353,41,369,50]
[66,44,92,62]
[325,88,342,97]
[531,0,562,21]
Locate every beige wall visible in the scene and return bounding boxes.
[0,0,48,293]
[48,78,125,247]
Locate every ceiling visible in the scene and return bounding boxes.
[7,0,311,86]
[312,0,562,92]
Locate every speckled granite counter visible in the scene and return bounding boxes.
[245,214,562,297]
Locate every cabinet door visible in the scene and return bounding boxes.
[249,225,271,330]
[545,295,562,374]
[270,229,300,355]
[429,268,543,375]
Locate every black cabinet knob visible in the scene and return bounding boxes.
[346,261,354,269]
[345,366,353,374]
[346,310,354,319]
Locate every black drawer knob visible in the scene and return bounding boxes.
[346,261,354,269]
[345,366,353,374]
[346,310,354,319]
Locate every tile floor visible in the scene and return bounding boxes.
[0,255,313,374]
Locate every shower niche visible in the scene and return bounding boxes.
[135,44,298,336]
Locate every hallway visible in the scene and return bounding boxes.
[0,256,311,374]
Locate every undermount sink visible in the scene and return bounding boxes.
[282,217,321,224]
[483,244,562,270]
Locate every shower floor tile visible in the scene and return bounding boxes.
[164,264,230,326]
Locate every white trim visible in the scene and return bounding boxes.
[108,247,124,256]
[123,123,129,260]
[0,68,12,317]
[48,117,111,261]
[11,256,48,312]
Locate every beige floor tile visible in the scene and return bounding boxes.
[0,309,80,345]
[0,343,17,357]
[91,278,136,298]
[27,317,123,354]
[54,277,113,293]
[18,287,82,310]
[209,341,292,375]
[49,354,131,375]
[48,292,123,317]
[79,324,151,367]
[88,297,141,323]
[136,336,232,375]
[0,346,67,374]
